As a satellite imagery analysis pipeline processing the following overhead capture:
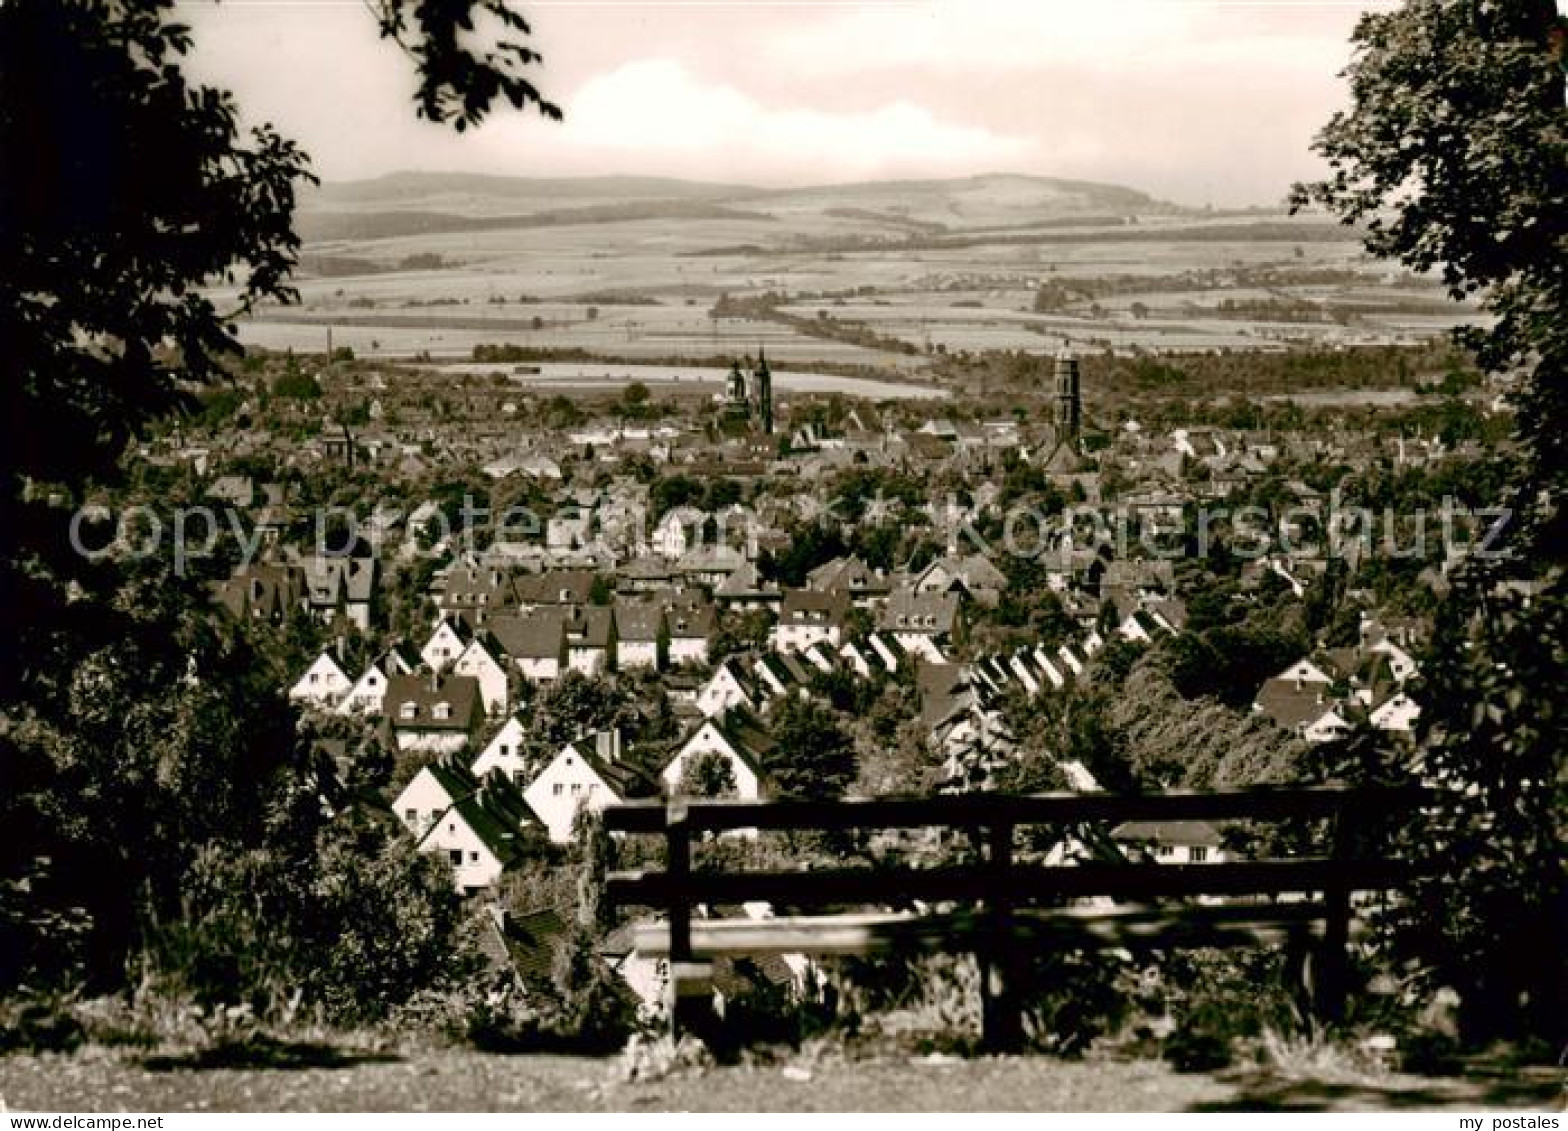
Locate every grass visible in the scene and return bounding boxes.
[1,1046,1559,1112]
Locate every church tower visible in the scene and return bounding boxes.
[726,358,749,407]
[753,346,774,435]
[1054,350,1081,441]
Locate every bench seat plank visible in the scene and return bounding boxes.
[628,901,1334,957]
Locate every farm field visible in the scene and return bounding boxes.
[433,361,949,400]
[227,172,1483,375]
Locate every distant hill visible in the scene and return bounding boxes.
[299,171,1177,243]
[295,200,776,243]
[308,170,751,206]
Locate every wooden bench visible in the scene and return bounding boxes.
[603,785,1424,1050]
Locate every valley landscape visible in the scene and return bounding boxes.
[9,0,1562,1115]
[232,171,1487,391]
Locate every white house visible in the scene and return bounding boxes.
[421,618,472,671]
[868,634,904,673]
[287,651,352,709]
[522,738,626,843]
[336,645,419,717]
[666,604,713,667]
[1117,611,1156,645]
[1302,706,1353,745]
[802,643,837,674]
[599,920,675,1021]
[1032,647,1066,689]
[614,601,666,671]
[771,590,848,654]
[650,509,698,560]
[838,641,875,678]
[697,658,759,719]
[1368,639,1420,684]
[661,715,771,801]
[564,606,614,676]
[337,661,389,717]
[393,760,477,838]
[454,636,510,716]
[1111,820,1228,865]
[1274,658,1334,688]
[470,716,530,784]
[386,673,482,755]
[1006,653,1042,696]
[490,610,567,685]
[415,778,537,894]
[1370,691,1421,734]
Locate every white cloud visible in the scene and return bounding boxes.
[178,0,1384,203]
[766,0,1200,77]
[554,59,1035,181]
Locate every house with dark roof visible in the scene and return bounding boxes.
[416,771,541,894]
[564,605,615,676]
[420,616,473,671]
[514,569,597,610]
[213,563,304,624]
[394,758,478,838]
[295,554,376,631]
[676,544,748,589]
[1253,676,1350,745]
[454,633,511,715]
[880,588,962,661]
[1110,820,1227,864]
[666,601,715,666]
[490,609,568,684]
[505,906,573,987]
[712,561,782,611]
[385,672,482,754]
[618,554,675,594]
[288,650,352,709]
[523,733,634,843]
[436,562,518,626]
[806,555,892,607]
[662,711,774,801]
[770,589,850,654]
[614,599,667,671]
[913,553,1007,607]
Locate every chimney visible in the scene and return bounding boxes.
[595,727,621,763]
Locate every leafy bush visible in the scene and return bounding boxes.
[1020,950,1135,1057]
[1158,950,1304,1073]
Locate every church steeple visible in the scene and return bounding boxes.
[726,358,749,405]
[1054,349,1081,442]
[754,345,773,435]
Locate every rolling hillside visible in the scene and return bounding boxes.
[298,171,1177,243]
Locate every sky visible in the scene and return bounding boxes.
[179,0,1399,208]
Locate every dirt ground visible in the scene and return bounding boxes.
[1,1047,1561,1113]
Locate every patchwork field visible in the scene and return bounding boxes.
[227,172,1484,379]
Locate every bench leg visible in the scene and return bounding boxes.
[1313,887,1352,1025]
[980,950,1025,1053]
[668,961,715,1044]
